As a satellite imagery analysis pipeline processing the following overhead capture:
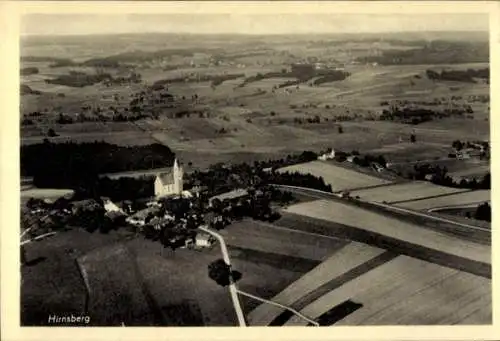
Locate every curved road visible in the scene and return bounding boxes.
[198,226,247,327]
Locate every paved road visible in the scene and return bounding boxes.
[198,226,247,327]
[274,184,489,231]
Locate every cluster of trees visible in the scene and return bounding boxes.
[209,186,289,227]
[411,164,490,190]
[103,72,142,86]
[21,67,39,76]
[261,171,332,192]
[426,68,489,83]
[312,71,351,86]
[292,115,355,126]
[351,153,387,168]
[184,151,326,196]
[83,47,222,65]
[452,139,489,152]
[153,73,244,88]
[45,72,113,87]
[473,202,491,222]
[97,177,155,202]
[208,259,242,287]
[24,197,122,235]
[380,106,470,125]
[21,141,175,189]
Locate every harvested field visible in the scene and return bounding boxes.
[285,256,491,326]
[284,199,490,264]
[365,142,450,162]
[398,190,491,211]
[21,188,74,200]
[220,219,347,262]
[247,241,385,326]
[278,161,391,192]
[77,244,160,326]
[349,181,468,204]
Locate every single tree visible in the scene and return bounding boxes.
[47,128,57,137]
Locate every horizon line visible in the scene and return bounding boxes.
[21,29,490,38]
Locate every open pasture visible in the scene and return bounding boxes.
[284,199,490,264]
[278,161,392,192]
[349,181,468,204]
[127,233,309,325]
[285,255,491,326]
[21,188,74,203]
[398,190,491,211]
[365,142,450,162]
[21,229,131,325]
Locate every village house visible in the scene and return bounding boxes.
[371,163,385,173]
[125,207,160,227]
[102,197,125,215]
[346,155,358,163]
[185,231,216,249]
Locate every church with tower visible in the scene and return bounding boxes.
[154,158,184,198]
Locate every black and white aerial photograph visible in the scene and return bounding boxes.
[16,2,492,329]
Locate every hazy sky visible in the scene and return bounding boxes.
[21,13,489,36]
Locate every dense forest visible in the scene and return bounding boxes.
[20,84,41,96]
[356,41,489,65]
[21,141,175,188]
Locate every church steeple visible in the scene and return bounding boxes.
[173,158,183,194]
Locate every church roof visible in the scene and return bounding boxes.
[156,170,174,185]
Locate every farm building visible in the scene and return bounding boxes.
[209,189,249,206]
[102,198,125,214]
[318,149,336,161]
[154,158,184,198]
[125,207,161,227]
[195,231,216,247]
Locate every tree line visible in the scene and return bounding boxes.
[426,68,489,83]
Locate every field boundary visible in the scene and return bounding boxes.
[268,251,398,326]
[388,189,476,205]
[277,212,491,278]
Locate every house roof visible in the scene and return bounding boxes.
[196,232,213,241]
[209,189,249,202]
[131,207,160,220]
